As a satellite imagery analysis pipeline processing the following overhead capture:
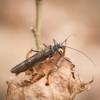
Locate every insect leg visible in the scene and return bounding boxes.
[48,56,59,68]
[26,48,33,59]
[43,43,48,48]
[57,50,62,56]
[31,50,40,52]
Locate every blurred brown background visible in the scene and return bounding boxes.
[0,0,100,100]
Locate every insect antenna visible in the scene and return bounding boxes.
[65,46,96,67]
[62,34,76,44]
[53,39,58,45]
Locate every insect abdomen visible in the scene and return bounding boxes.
[10,48,54,74]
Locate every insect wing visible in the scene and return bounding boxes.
[10,49,49,74]
[10,58,33,74]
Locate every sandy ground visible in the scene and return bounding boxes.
[0,0,100,100]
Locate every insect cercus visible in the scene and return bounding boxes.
[10,34,95,74]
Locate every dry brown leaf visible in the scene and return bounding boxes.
[25,47,66,84]
[6,47,93,100]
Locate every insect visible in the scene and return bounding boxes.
[10,34,95,74]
